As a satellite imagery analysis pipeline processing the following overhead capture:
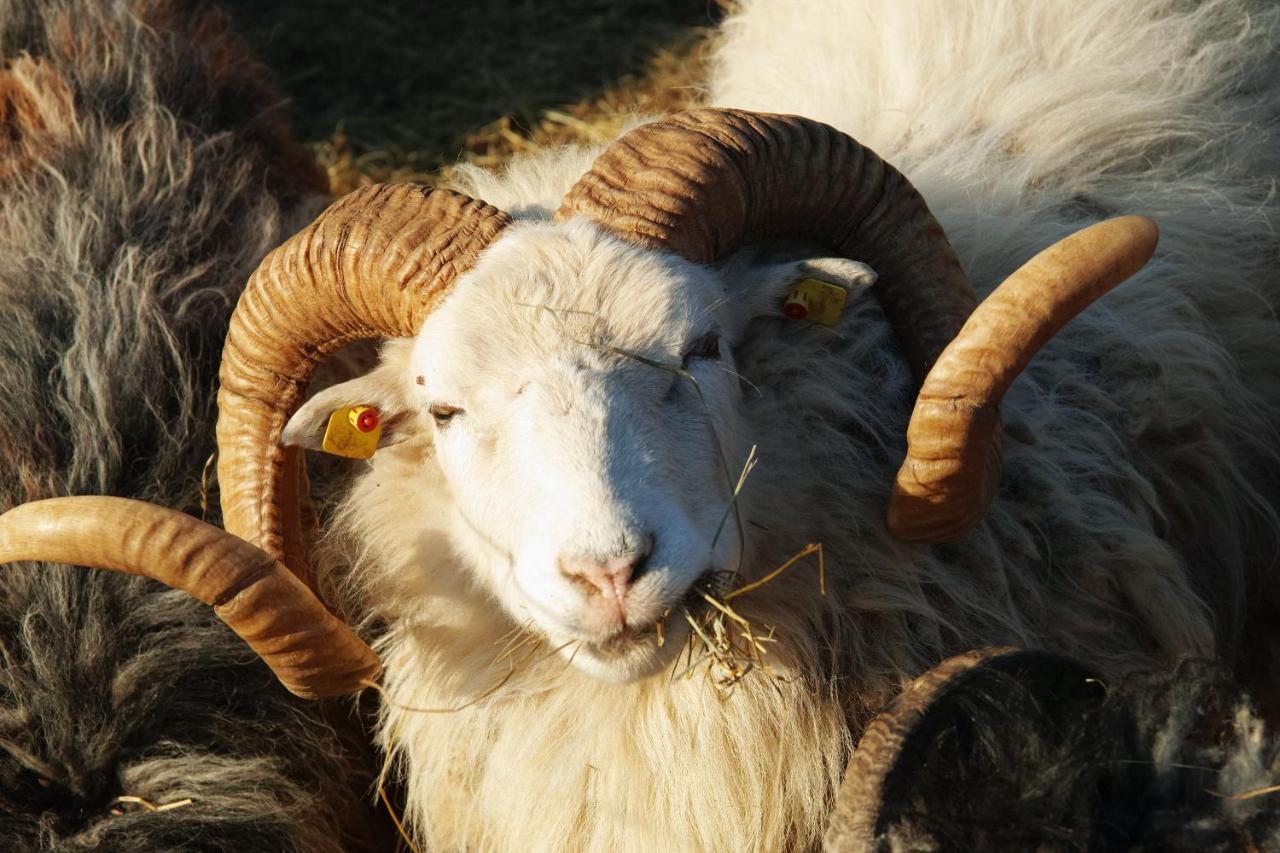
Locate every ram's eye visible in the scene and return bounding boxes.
[681,332,720,367]
[429,404,463,427]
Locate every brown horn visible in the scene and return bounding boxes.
[889,215,1159,542]
[824,647,1102,850]
[216,184,512,574]
[0,496,381,699]
[558,108,974,380]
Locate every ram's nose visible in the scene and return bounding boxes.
[558,538,654,601]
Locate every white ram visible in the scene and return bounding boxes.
[248,0,1280,849]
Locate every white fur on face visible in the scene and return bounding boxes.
[409,219,750,681]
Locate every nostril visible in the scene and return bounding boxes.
[559,536,655,600]
[629,539,655,584]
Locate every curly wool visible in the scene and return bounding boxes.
[0,2,386,850]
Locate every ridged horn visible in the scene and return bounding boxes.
[0,496,381,699]
[824,647,1102,850]
[889,215,1159,542]
[216,184,512,573]
[558,108,974,380]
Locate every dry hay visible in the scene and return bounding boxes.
[671,542,825,698]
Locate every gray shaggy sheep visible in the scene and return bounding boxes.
[0,1,389,849]
[826,648,1280,851]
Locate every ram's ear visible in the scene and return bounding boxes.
[720,253,877,341]
[282,340,418,455]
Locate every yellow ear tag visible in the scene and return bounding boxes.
[782,278,848,326]
[320,405,382,459]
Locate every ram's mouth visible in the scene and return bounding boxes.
[593,623,664,655]
[589,567,725,657]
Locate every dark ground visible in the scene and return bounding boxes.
[221,1,723,191]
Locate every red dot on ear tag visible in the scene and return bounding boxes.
[783,301,809,320]
[356,408,380,432]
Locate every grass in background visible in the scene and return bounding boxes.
[221,0,725,194]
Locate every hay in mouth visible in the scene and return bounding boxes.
[663,544,824,697]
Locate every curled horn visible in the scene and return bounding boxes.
[558,108,974,381]
[889,216,1159,541]
[559,109,1156,541]
[209,184,509,697]
[824,647,1103,850]
[0,497,381,698]
[216,184,512,575]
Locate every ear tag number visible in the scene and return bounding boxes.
[321,405,382,459]
[783,278,848,326]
